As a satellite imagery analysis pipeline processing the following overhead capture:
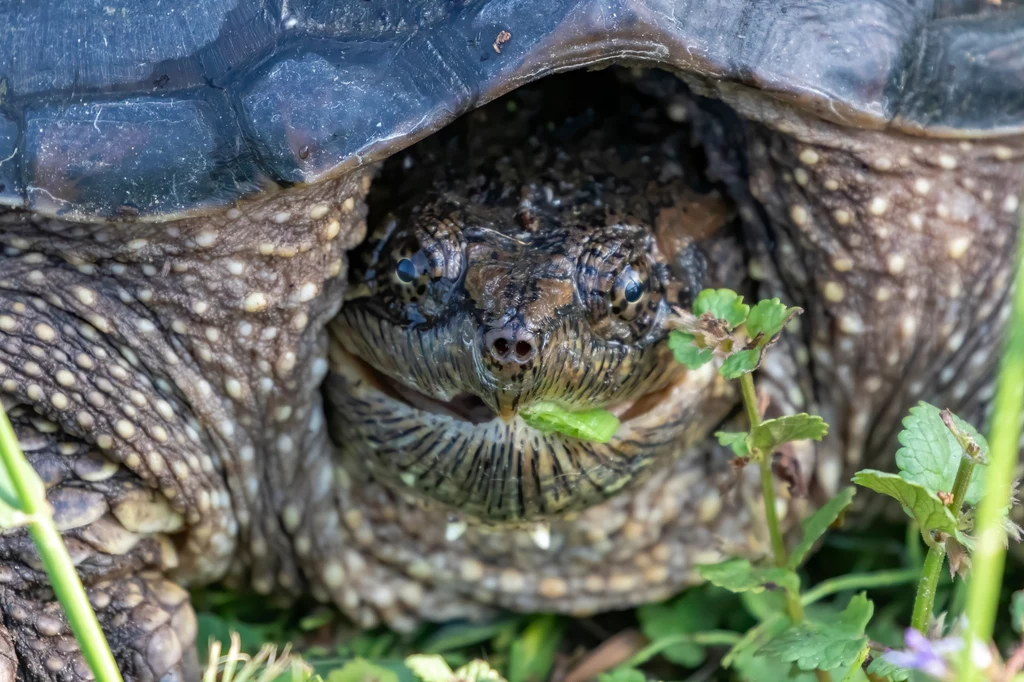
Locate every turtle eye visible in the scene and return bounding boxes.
[623,275,644,303]
[395,258,417,284]
[391,251,429,287]
[613,266,646,312]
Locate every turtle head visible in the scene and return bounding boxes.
[337,196,682,422]
[326,181,736,523]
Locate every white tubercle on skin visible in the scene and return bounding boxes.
[529,523,552,550]
[445,520,467,542]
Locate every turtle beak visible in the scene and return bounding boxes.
[494,393,520,423]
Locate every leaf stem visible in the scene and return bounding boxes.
[908,430,977,635]
[800,569,919,606]
[0,407,123,682]
[739,371,761,434]
[739,373,805,627]
[740,374,788,566]
[947,457,975,515]
[910,541,946,634]
[623,630,742,668]
[961,222,1024,681]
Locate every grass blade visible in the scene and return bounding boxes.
[0,405,123,682]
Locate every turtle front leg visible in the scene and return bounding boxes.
[2,573,197,682]
[0,406,197,681]
[0,170,372,680]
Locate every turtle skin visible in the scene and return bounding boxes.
[0,1,1022,680]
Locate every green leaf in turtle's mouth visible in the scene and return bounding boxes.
[519,402,620,443]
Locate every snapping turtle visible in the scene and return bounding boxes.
[0,1,1022,680]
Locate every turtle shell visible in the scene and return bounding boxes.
[0,0,1021,221]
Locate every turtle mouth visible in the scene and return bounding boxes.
[324,339,731,522]
[330,344,691,428]
[374,369,497,425]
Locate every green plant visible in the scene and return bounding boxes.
[609,269,1024,681]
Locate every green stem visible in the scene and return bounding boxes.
[800,569,919,606]
[758,457,788,569]
[739,373,806,628]
[908,430,977,635]
[0,407,123,682]
[961,221,1024,681]
[740,370,761,432]
[740,374,789,568]
[623,630,742,668]
[910,541,946,634]
[948,458,976,515]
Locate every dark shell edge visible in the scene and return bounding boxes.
[1,0,1021,222]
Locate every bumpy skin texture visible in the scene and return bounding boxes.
[0,65,1021,681]
[0,172,372,679]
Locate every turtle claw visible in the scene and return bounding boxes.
[1,572,198,682]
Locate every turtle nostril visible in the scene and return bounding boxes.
[492,337,511,357]
[484,326,537,365]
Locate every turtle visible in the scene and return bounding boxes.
[0,1,1022,680]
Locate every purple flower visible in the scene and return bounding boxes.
[883,628,961,680]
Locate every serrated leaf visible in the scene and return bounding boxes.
[636,588,728,667]
[698,558,799,596]
[746,299,801,346]
[507,615,562,682]
[761,594,873,672]
[866,656,911,681]
[729,616,821,682]
[327,659,399,682]
[852,470,963,542]
[693,289,750,328]
[598,669,646,682]
[720,348,761,379]
[520,402,619,443]
[788,487,856,569]
[1012,590,1024,634]
[896,402,987,504]
[723,613,789,670]
[668,331,714,369]
[716,431,749,457]
[747,414,829,456]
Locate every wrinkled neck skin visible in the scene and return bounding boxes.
[325,100,747,524]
